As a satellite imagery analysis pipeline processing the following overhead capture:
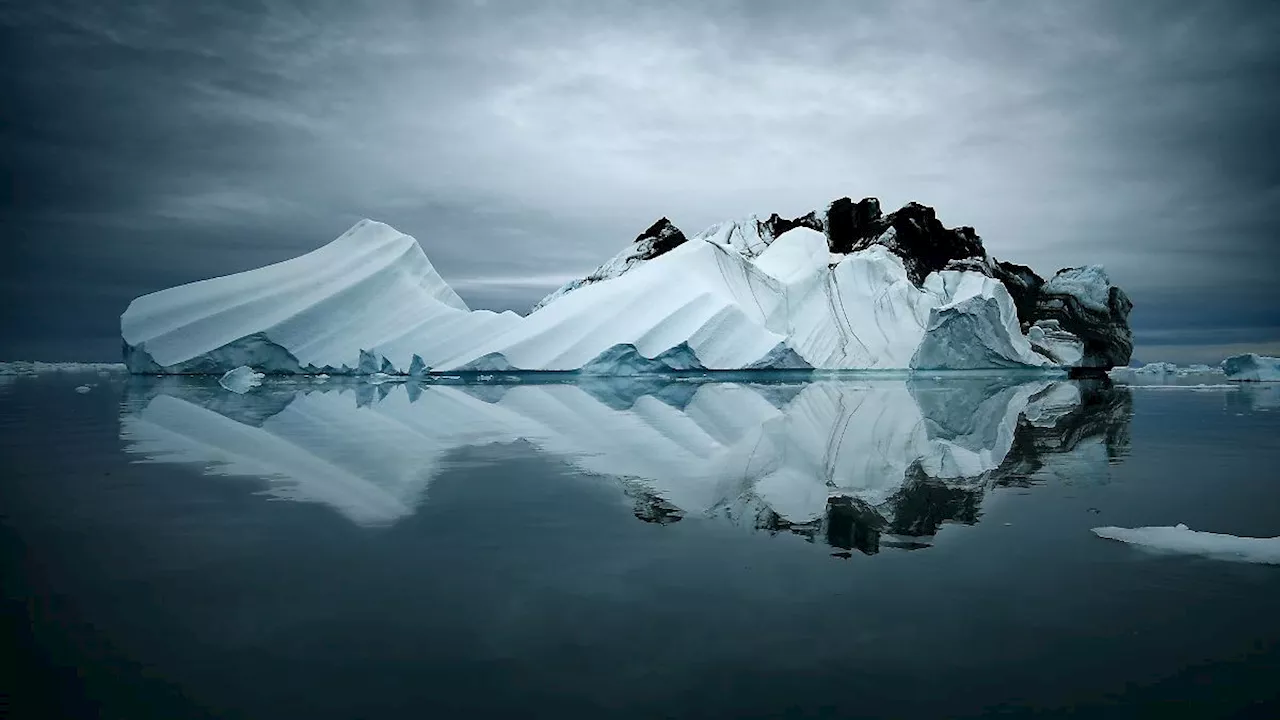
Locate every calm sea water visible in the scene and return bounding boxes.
[2,370,1278,719]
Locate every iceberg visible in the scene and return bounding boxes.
[1221,353,1280,382]
[120,197,1134,375]
[1093,524,1280,565]
[122,375,1132,551]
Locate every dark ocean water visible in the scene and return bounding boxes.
[2,370,1278,719]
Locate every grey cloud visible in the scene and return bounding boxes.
[2,0,1278,361]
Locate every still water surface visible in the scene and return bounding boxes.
[2,370,1278,718]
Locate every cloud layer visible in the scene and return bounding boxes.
[3,0,1278,361]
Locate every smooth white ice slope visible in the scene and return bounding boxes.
[1093,524,1280,564]
[121,220,520,373]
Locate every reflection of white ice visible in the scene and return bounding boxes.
[121,378,1090,528]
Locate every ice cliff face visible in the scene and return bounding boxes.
[120,196,1133,375]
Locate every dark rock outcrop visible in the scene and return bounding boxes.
[991,260,1045,327]
[1034,271,1134,369]
[634,217,687,261]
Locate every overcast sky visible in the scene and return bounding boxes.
[3,0,1278,363]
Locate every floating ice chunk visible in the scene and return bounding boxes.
[1093,524,1280,564]
[74,385,92,394]
[1221,353,1280,382]
[219,366,264,394]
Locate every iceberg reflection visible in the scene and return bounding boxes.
[120,376,1131,551]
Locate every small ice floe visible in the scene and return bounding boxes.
[74,385,92,394]
[1092,523,1280,565]
[219,365,264,394]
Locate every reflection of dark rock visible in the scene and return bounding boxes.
[1029,379,1131,458]
[992,380,1133,488]
[824,496,884,555]
[756,380,1131,553]
[887,464,983,537]
[624,484,684,525]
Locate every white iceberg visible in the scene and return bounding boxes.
[120,199,1132,375]
[1221,353,1280,382]
[121,220,521,375]
[1093,524,1280,565]
[218,365,264,394]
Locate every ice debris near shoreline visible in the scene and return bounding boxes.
[1093,524,1280,565]
[120,197,1134,375]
